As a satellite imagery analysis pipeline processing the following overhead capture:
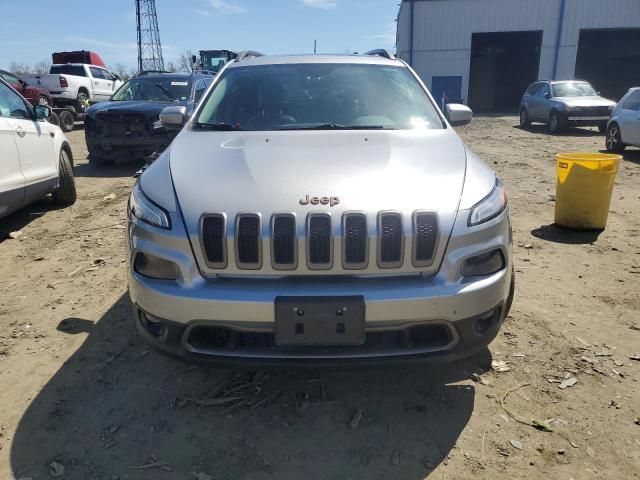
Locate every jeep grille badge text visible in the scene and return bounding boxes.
[299,195,340,207]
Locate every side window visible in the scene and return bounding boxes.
[89,67,105,79]
[526,83,540,96]
[1,72,20,84]
[193,78,208,103]
[0,82,31,119]
[622,91,640,111]
[101,69,115,81]
[538,84,550,98]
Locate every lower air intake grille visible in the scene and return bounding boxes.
[202,215,226,267]
[378,212,403,268]
[272,215,296,268]
[308,214,332,268]
[236,215,261,268]
[413,212,438,266]
[344,214,367,268]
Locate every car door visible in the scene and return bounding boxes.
[522,83,541,119]
[98,68,117,99]
[533,84,552,122]
[618,90,640,145]
[0,82,57,197]
[0,110,25,217]
[89,67,109,101]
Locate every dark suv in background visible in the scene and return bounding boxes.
[84,71,213,164]
[519,80,616,133]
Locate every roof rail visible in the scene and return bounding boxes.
[236,51,265,62]
[134,70,173,77]
[364,49,395,60]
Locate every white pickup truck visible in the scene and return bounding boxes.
[20,64,123,111]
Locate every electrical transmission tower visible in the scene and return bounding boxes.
[136,0,164,72]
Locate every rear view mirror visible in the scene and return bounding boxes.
[445,103,473,127]
[160,105,187,128]
[34,104,51,120]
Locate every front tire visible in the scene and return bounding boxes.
[606,123,626,153]
[549,111,565,134]
[75,91,89,113]
[37,95,50,106]
[519,108,531,128]
[58,110,75,132]
[52,148,77,206]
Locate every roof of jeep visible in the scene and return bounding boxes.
[226,54,403,68]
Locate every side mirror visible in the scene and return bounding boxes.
[19,78,27,87]
[34,104,51,120]
[445,103,473,127]
[544,92,551,99]
[159,105,187,128]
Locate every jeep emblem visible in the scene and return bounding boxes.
[299,195,340,207]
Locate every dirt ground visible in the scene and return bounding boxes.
[0,117,639,480]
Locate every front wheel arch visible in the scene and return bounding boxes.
[61,142,74,168]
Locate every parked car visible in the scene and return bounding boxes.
[519,80,616,133]
[84,71,214,164]
[127,51,514,365]
[0,78,76,220]
[19,63,123,112]
[0,69,52,107]
[606,87,640,153]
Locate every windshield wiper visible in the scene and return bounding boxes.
[154,83,176,101]
[193,122,243,131]
[276,123,393,131]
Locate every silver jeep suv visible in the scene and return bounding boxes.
[127,51,514,365]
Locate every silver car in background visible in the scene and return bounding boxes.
[126,51,514,365]
[606,87,640,153]
[520,80,616,133]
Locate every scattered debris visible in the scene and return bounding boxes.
[558,377,578,390]
[129,456,172,472]
[557,449,566,455]
[49,461,65,477]
[595,350,613,357]
[103,193,116,202]
[611,369,625,378]
[576,337,590,347]
[510,440,523,450]
[500,383,553,432]
[192,472,214,480]
[629,354,640,361]
[581,356,598,365]
[34,256,45,262]
[491,360,511,373]
[471,373,490,385]
[512,352,525,358]
[350,409,363,429]
[390,449,401,465]
[523,243,533,249]
[634,418,640,426]
[8,231,22,240]
[609,400,621,409]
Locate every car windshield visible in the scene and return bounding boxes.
[552,82,598,97]
[195,63,443,131]
[111,77,192,102]
[201,52,230,74]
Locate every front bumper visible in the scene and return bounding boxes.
[86,135,172,160]
[127,204,513,364]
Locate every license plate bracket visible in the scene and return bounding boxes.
[275,296,365,346]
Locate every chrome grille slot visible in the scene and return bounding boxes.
[201,214,227,268]
[378,212,404,268]
[307,214,332,269]
[235,214,262,269]
[272,214,296,269]
[413,212,438,267]
[343,213,368,269]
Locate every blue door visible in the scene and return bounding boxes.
[431,76,463,109]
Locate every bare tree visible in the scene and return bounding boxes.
[32,59,51,74]
[113,63,133,81]
[165,61,177,73]
[9,61,31,75]
[177,50,194,73]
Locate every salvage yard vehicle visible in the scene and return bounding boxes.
[0,69,53,107]
[606,87,640,153]
[519,80,616,133]
[127,50,514,365]
[20,63,123,112]
[0,78,76,219]
[193,49,238,74]
[84,70,213,164]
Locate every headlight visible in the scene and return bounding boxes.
[129,182,171,229]
[468,179,507,227]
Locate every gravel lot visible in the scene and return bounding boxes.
[1,117,639,480]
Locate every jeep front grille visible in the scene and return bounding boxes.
[200,211,439,273]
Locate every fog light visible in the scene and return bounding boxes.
[475,308,501,334]
[140,311,166,338]
[462,250,505,277]
[134,253,177,280]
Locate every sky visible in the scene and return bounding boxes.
[0,0,400,71]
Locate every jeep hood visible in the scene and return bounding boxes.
[555,96,616,107]
[170,129,468,221]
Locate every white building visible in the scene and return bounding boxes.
[396,0,640,111]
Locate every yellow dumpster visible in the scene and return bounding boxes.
[554,153,621,230]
